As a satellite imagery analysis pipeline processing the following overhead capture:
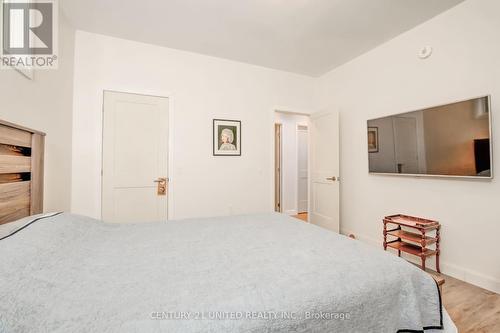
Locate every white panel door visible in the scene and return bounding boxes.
[310,111,340,232]
[297,127,308,213]
[102,91,169,223]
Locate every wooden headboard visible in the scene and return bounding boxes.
[0,120,45,225]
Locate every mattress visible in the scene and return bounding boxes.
[0,213,456,332]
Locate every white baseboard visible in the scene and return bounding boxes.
[284,209,298,216]
[340,228,500,294]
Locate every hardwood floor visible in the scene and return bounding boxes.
[441,274,500,333]
[294,212,308,222]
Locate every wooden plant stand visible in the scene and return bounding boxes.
[383,214,441,273]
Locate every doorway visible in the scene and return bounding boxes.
[273,110,340,232]
[102,91,169,223]
[274,111,310,221]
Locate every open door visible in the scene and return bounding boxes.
[309,111,340,232]
[297,125,309,213]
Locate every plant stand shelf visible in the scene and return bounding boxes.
[383,214,441,273]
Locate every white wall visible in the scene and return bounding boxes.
[71,31,315,220]
[0,11,75,212]
[316,0,500,293]
[275,112,310,215]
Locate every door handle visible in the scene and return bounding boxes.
[326,176,337,181]
[154,177,167,196]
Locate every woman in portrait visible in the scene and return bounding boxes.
[219,128,236,151]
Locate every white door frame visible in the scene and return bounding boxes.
[100,89,175,221]
[271,108,312,222]
[274,122,283,212]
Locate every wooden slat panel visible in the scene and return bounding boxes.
[0,119,45,136]
[0,155,31,173]
[0,173,24,184]
[0,181,30,225]
[0,125,32,147]
[30,134,44,214]
[0,181,30,204]
[0,208,30,225]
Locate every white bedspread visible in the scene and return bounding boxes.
[0,213,454,332]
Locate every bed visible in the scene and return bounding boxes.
[0,120,456,332]
[0,212,456,333]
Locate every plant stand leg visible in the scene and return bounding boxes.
[436,226,441,273]
[421,230,427,271]
[383,220,387,251]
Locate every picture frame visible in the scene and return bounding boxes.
[368,127,379,153]
[213,119,241,156]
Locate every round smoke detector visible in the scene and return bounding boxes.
[418,46,433,59]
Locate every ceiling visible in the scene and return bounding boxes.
[61,0,465,77]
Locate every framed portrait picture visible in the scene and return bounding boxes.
[213,119,241,156]
[368,127,379,153]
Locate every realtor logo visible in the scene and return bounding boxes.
[1,0,58,69]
